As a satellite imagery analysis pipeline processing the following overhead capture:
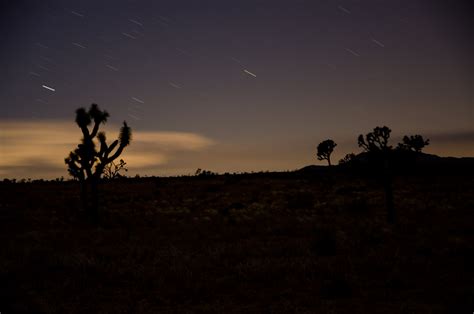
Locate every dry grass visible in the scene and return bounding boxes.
[0,171,473,313]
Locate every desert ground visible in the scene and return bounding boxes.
[1,168,473,313]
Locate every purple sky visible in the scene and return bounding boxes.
[0,0,473,178]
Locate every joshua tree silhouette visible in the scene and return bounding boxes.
[358,126,392,152]
[397,135,430,153]
[65,104,132,221]
[317,139,337,166]
[358,126,395,224]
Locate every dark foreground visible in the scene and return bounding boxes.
[1,170,473,313]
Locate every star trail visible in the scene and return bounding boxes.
[0,0,472,179]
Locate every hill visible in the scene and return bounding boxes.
[300,153,474,175]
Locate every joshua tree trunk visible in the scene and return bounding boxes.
[384,175,395,224]
[90,179,99,223]
[382,159,395,224]
[77,178,100,223]
[80,180,88,213]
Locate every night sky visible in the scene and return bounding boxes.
[0,0,472,179]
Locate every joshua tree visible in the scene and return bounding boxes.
[317,139,337,166]
[358,126,392,152]
[65,104,132,221]
[397,135,429,153]
[358,126,395,223]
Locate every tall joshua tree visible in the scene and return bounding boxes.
[65,104,132,221]
[317,139,337,166]
[358,126,395,223]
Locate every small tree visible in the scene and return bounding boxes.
[397,135,429,153]
[103,159,128,179]
[65,104,132,221]
[317,139,337,166]
[338,153,356,165]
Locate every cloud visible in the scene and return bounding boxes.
[421,130,474,157]
[427,130,474,143]
[0,120,215,179]
[1,120,472,179]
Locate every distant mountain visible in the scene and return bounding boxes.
[299,152,474,174]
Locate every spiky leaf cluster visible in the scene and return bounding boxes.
[358,126,392,152]
[397,135,429,153]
